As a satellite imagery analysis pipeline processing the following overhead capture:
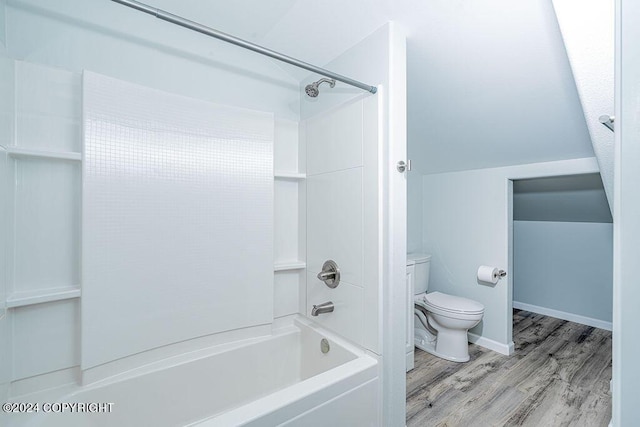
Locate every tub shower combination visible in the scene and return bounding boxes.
[2,1,383,426]
[6,318,378,427]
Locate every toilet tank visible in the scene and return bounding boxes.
[408,254,431,295]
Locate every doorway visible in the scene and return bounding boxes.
[511,173,613,331]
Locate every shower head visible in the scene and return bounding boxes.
[305,78,336,98]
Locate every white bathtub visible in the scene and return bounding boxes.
[5,316,379,427]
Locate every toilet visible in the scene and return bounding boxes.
[408,254,484,363]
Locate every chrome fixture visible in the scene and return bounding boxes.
[311,302,334,316]
[320,338,330,354]
[317,260,340,288]
[110,0,377,94]
[305,78,336,98]
[397,160,412,173]
[498,269,507,278]
[599,115,615,132]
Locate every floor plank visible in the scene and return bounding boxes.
[407,310,612,427]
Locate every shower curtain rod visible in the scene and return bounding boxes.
[110,0,378,94]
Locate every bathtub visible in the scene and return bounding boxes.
[4,316,379,427]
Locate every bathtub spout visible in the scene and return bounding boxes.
[311,301,334,316]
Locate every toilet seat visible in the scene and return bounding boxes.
[416,291,484,315]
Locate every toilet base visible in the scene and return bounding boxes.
[414,328,470,363]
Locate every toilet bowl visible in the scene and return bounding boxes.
[414,291,484,362]
[408,254,485,363]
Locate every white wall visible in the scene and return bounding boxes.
[0,147,8,404]
[5,61,81,386]
[273,118,305,320]
[422,158,599,350]
[407,0,596,273]
[407,0,593,176]
[0,15,11,398]
[0,0,5,51]
[1,0,304,393]
[513,220,613,327]
[81,73,274,370]
[613,0,640,423]
[304,96,378,351]
[552,0,615,212]
[407,173,422,253]
[5,0,300,121]
[300,23,407,426]
[1,64,301,390]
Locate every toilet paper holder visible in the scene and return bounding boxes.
[477,266,507,285]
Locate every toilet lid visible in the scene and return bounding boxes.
[423,291,484,315]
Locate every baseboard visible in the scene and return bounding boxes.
[467,333,514,356]
[406,351,414,372]
[513,301,612,331]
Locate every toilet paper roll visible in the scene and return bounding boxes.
[477,265,499,284]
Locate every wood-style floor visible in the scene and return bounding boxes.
[407,309,612,427]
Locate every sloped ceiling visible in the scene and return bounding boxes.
[111,0,596,174]
[514,174,612,223]
[552,0,614,212]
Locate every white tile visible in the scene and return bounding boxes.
[274,179,300,263]
[274,118,299,172]
[297,180,307,268]
[362,94,381,354]
[81,72,274,369]
[0,314,10,394]
[16,115,81,152]
[297,121,307,173]
[12,299,79,380]
[16,61,81,152]
[0,56,14,147]
[306,273,364,346]
[306,100,363,175]
[16,61,81,119]
[0,150,7,315]
[14,158,81,292]
[274,270,302,318]
[307,168,363,287]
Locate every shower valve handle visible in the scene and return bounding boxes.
[317,271,336,280]
[317,260,340,288]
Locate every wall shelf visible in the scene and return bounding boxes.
[274,171,306,180]
[274,261,306,272]
[6,147,82,161]
[6,286,81,308]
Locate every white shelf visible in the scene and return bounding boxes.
[274,171,306,180]
[274,261,306,271]
[7,147,82,161]
[6,286,81,308]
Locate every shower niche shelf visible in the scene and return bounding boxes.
[7,147,82,161]
[274,171,306,180]
[6,286,81,308]
[274,261,306,272]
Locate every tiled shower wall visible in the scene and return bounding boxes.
[304,95,380,353]
[3,61,82,388]
[2,60,305,393]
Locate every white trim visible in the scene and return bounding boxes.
[467,333,514,356]
[9,367,80,399]
[406,351,414,372]
[513,301,612,331]
[274,172,306,180]
[6,286,81,308]
[274,261,306,271]
[6,146,82,161]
